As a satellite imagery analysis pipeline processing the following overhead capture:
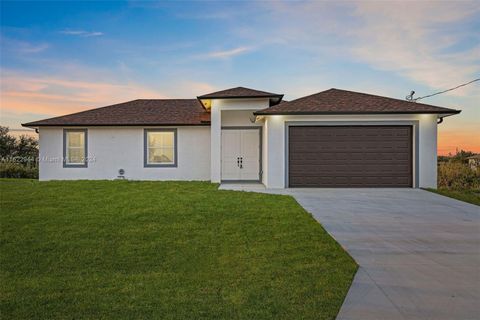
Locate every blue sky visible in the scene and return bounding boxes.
[1,1,479,154]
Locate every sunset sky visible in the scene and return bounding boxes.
[0,1,479,155]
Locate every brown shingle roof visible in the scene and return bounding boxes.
[254,88,461,115]
[22,99,210,127]
[198,86,283,99]
[22,88,461,128]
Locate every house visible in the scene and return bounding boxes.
[466,154,480,170]
[23,87,461,188]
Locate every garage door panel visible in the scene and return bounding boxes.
[290,153,410,161]
[289,159,411,167]
[290,170,411,177]
[288,126,412,188]
[290,176,411,187]
[291,141,408,150]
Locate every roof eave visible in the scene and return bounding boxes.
[437,110,462,118]
[22,123,211,128]
[253,110,462,116]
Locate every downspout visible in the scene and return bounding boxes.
[437,117,443,124]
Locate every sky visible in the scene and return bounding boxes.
[0,0,479,155]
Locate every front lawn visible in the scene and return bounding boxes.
[426,188,480,206]
[0,180,356,319]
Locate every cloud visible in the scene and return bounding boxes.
[239,1,480,93]
[176,11,236,20]
[176,81,217,96]
[18,43,49,53]
[0,69,165,121]
[60,30,104,37]
[0,63,217,129]
[347,2,480,91]
[0,36,49,54]
[205,47,251,59]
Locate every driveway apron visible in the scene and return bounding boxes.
[258,188,480,320]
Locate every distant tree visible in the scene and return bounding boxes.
[16,135,38,158]
[0,126,38,162]
[451,150,475,162]
[438,149,476,163]
[0,126,17,158]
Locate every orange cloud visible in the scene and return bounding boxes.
[1,72,166,122]
[438,131,480,155]
[0,70,218,130]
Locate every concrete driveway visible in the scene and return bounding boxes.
[222,185,480,320]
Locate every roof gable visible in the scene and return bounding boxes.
[198,86,283,99]
[254,88,460,115]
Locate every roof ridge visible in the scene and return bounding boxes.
[328,88,458,110]
[281,88,458,110]
[254,87,461,116]
[281,88,335,104]
[198,86,283,99]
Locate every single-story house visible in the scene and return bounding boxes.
[23,87,461,188]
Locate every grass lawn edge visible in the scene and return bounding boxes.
[424,188,480,206]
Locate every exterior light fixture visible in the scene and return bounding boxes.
[117,168,125,179]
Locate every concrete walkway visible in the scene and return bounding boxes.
[220,186,480,320]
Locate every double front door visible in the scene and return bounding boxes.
[221,128,260,181]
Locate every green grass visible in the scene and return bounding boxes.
[426,188,480,206]
[0,179,357,320]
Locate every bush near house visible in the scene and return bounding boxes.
[0,126,38,178]
[432,150,480,205]
[0,162,38,179]
[438,161,480,189]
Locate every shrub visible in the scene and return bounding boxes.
[0,126,39,179]
[0,162,38,179]
[438,161,480,190]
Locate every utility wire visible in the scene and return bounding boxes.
[406,78,480,102]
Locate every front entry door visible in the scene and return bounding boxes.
[221,128,260,181]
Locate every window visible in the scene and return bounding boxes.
[63,129,87,167]
[144,129,177,167]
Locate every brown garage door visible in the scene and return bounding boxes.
[288,126,412,187]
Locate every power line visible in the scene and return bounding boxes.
[406,78,480,102]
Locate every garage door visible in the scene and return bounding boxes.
[288,126,412,187]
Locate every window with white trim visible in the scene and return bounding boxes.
[145,129,177,167]
[64,129,87,167]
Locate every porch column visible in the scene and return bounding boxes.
[210,103,221,183]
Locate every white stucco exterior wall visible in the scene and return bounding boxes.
[38,126,210,181]
[261,119,268,185]
[210,98,269,182]
[221,110,261,127]
[210,107,222,183]
[264,114,439,189]
[417,114,438,188]
[36,106,439,188]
